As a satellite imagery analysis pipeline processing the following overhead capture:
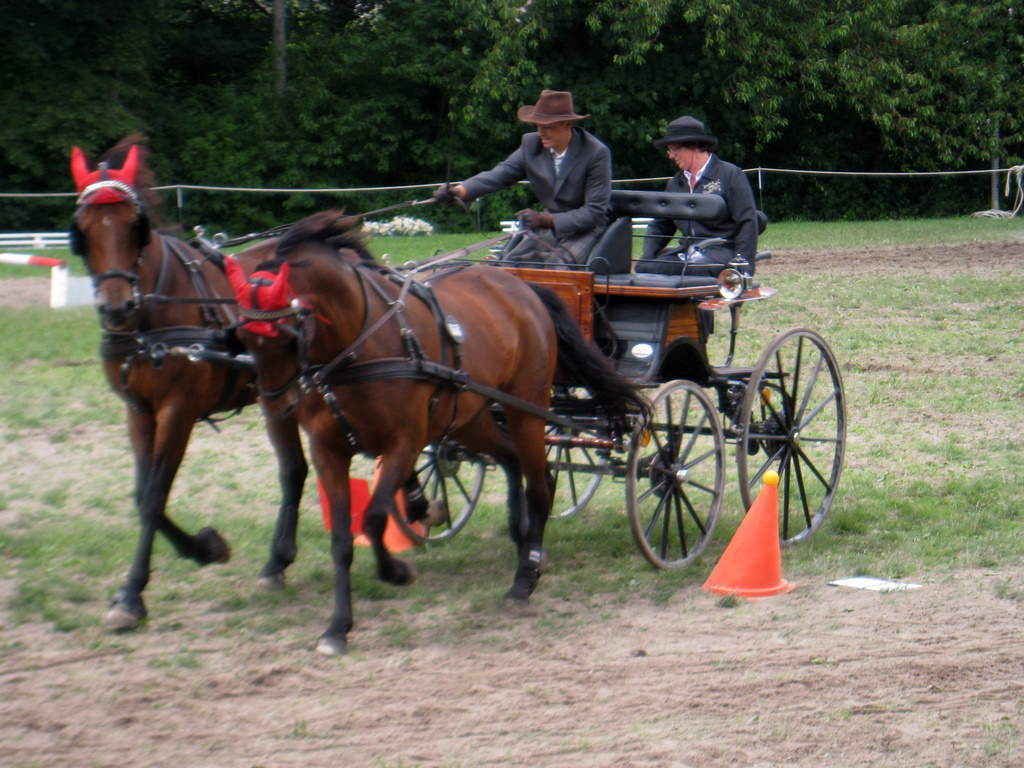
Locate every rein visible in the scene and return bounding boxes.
[218,198,439,249]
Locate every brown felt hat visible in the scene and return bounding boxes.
[517,90,589,124]
[653,116,719,148]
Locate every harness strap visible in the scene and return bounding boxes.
[310,357,590,435]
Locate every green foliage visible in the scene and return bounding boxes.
[0,0,1022,231]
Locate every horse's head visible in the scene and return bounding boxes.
[70,141,155,331]
[225,257,309,416]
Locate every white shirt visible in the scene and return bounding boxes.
[684,155,713,191]
[551,148,568,175]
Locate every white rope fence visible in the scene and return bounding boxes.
[1,165,1021,217]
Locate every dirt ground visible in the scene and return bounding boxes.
[3,239,1024,768]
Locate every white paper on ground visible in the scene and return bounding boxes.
[829,577,922,592]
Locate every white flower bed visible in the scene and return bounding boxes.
[362,216,434,237]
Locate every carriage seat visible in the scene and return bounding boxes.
[600,273,721,290]
[586,190,731,276]
[501,191,749,276]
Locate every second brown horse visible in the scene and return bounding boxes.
[226,211,647,655]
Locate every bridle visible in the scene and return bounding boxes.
[237,300,316,401]
[72,177,152,295]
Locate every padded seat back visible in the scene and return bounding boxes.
[608,189,728,221]
[585,215,633,274]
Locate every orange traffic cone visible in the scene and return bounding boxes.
[317,465,421,552]
[703,470,797,599]
[318,477,369,534]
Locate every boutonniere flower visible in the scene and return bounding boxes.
[702,179,722,194]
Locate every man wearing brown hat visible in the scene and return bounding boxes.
[433,90,611,265]
[636,115,759,276]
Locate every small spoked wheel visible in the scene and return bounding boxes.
[391,441,487,544]
[546,423,608,518]
[736,328,846,544]
[626,380,726,569]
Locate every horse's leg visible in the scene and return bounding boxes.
[451,410,528,549]
[107,404,230,630]
[399,472,430,524]
[498,411,553,611]
[256,410,308,590]
[362,454,418,587]
[315,457,355,656]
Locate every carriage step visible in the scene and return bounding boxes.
[709,366,755,379]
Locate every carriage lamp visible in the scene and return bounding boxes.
[717,256,753,300]
[629,343,654,360]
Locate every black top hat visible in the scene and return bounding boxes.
[653,116,719,148]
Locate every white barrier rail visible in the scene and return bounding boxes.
[0,232,70,249]
[1,252,91,308]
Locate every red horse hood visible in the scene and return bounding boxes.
[70,145,140,203]
[224,257,292,337]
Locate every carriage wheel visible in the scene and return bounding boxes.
[391,441,487,544]
[626,380,726,569]
[736,328,846,544]
[546,424,607,518]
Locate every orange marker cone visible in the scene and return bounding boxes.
[702,471,797,599]
[372,460,423,552]
[318,477,370,534]
[316,465,422,551]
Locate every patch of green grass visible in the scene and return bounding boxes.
[758,216,1024,251]
[148,652,203,670]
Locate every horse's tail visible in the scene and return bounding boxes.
[529,283,651,430]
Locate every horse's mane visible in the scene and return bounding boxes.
[275,210,376,264]
[97,132,163,212]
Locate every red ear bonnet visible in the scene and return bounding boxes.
[225,257,292,337]
[70,145,141,203]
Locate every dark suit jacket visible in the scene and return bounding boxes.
[642,156,758,261]
[460,127,612,239]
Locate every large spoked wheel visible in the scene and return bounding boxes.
[546,424,607,518]
[626,380,726,569]
[736,327,846,544]
[391,441,487,544]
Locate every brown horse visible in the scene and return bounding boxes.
[69,136,308,630]
[225,210,648,655]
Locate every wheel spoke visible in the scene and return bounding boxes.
[736,329,846,545]
[792,441,836,493]
[627,381,725,569]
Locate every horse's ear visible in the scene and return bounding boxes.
[224,257,252,306]
[263,262,292,310]
[116,145,140,186]
[70,147,92,192]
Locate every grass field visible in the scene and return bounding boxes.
[2,216,1024,645]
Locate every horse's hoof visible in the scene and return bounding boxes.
[395,561,419,589]
[257,573,285,592]
[501,596,537,618]
[537,551,550,575]
[315,636,348,656]
[422,500,449,528]
[195,527,231,565]
[105,603,144,632]
[382,557,417,587]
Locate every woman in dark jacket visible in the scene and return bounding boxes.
[637,116,758,276]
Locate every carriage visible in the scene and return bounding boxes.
[70,137,844,654]
[390,189,847,570]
